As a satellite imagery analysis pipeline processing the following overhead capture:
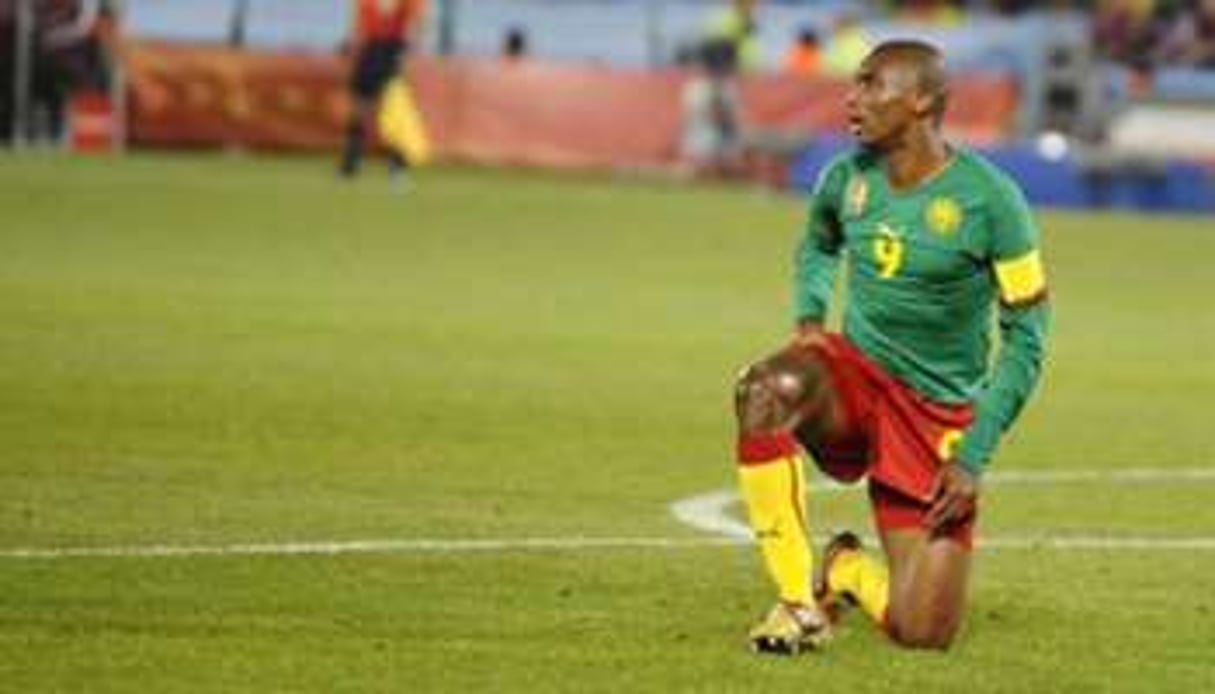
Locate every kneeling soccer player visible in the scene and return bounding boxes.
[732,39,1049,654]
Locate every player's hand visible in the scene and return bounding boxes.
[926,462,979,533]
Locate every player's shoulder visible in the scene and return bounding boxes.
[951,148,1027,202]
[815,147,879,190]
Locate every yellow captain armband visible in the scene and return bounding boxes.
[994,249,1047,305]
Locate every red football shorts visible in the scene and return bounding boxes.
[798,333,977,548]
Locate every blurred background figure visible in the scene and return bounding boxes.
[227,0,250,48]
[1091,0,1164,74]
[1156,0,1215,69]
[890,0,965,26]
[678,0,762,177]
[1,2,15,138]
[989,0,1037,16]
[339,0,426,179]
[702,0,760,73]
[783,26,821,77]
[502,25,528,62]
[3,0,116,147]
[821,12,872,77]
[680,36,743,178]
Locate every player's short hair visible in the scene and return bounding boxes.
[872,39,948,126]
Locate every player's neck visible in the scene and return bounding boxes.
[882,131,951,193]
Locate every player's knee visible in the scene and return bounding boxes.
[733,362,806,432]
[887,612,961,651]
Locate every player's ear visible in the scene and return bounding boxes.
[911,89,935,119]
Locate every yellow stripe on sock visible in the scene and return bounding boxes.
[738,457,813,605]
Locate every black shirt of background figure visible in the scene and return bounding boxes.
[351,39,407,98]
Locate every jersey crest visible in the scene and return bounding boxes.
[925,196,962,236]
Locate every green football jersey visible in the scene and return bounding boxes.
[794,147,1050,473]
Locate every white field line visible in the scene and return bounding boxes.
[0,536,743,560]
[4,468,1215,560]
[7,533,1215,560]
[980,467,1215,484]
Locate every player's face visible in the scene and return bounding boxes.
[845,52,921,150]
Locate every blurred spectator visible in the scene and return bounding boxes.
[339,0,427,179]
[228,0,250,48]
[680,38,744,177]
[702,0,760,72]
[783,26,822,77]
[1092,0,1165,72]
[4,0,114,145]
[892,0,965,26]
[822,12,872,77]
[1,3,14,139]
[1157,0,1215,68]
[502,25,528,61]
[990,0,1037,16]
[677,0,757,178]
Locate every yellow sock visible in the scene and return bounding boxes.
[737,455,813,605]
[828,548,889,625]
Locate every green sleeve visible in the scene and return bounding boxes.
[955,300,1049,474]
[794,159,849,323]
[955,172,1051,475]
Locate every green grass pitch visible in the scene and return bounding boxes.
[1,153,1214,692]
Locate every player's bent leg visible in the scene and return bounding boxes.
[733,345,839,653]
[880,528,971,650]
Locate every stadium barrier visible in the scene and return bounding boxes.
[121,41,1018,171]
[122,41,347,150]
